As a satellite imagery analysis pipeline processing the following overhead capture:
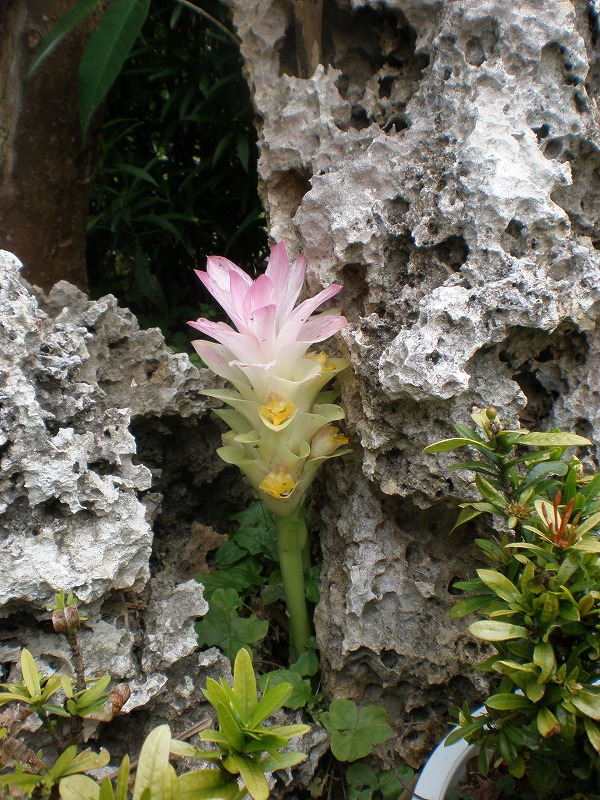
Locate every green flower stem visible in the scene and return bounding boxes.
[276,511,312,661]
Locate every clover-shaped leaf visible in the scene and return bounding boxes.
[320,700,393,761]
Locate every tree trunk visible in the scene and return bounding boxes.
[229,0,600,765]
[0,0,99,292]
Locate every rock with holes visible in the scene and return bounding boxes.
[227,0,600,764]
[0,249,232,747]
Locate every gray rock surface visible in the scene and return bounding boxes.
[0,249,231,745]
[227,0,600,764]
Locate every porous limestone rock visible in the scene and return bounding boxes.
[0,249,231,745]
[226,0,600,764]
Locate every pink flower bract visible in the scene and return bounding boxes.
[189,241,346,386]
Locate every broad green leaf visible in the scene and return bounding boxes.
[476,569,519,603]
[533,641,555,682]
[572,537,600,553]
[575,510,600,536]
[320,701,392,762]
[449,595,495,619]
[60,748,110,777]
[423,438,493,454]
[519,460,569,490]
[20,649,41,698]
[202,678,230,711]
[28,0,104,76]
[229,754,269,800]
[262,723,311,739]
[248,682,291,728]
[536,707,560,737]
[61,674,74,699]
[485,693,532,710]
[516,432,591,447]
[79,0,151,137]
[469,620,529,641]
[451,507,483,531]
[524,679,545,703]
[584,717,600,753]
[178,770,239,800]
[475,474,507,508]
[132,724,171,800]
[195,588,268,662]
[570,690,600,720]
[233,648,257,718]
[258,669,315,710]
[60,775,101,800]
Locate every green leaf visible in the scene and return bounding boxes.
[474,474,507,508]
[533,641,555,682]
[423,438,493,454]
[449,595,495,619]
[50,746,79,780]
[469,620,529,641]
[20,649,41,698]
[519,460,569,490]
[115,755,130,800]
[516,432,591,447]
[59,775,101,800]
[451,507,483,531]
[61,748,110,777]
[536,707,560,737]
[570,690,600,720]
[99,778,115,800]
[485,693,532,710]
[233,648,257,719]
[178,770,238,800]
[248,682,292,728]
[228,754,269,800]
[476,569,519,603]
[320,700,393,762]
[215,701,245,752]
[28,0,104,76]
[584,717,600,753]
[260,751,307,772]
[79,0,151,137]
[574,510,600,536]
[258,670,316,710]
[76,675,112,708]
[195,588,268,662]
[133,724,171,800]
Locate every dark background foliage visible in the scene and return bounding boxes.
[85,0,268,348]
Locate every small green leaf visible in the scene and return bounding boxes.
[195,588,268,662]
[574,510,600,536]
[584,717,600,753]
[76,675,111,708]
[20,649,41,698]
[233,647,257,719]
[451,507,483,531]
[99,778,115,800]
[115,755,130,800]
[533,641,555,682]
[248,682,292,728]
[215,701,245,752]
[474,474,507,508]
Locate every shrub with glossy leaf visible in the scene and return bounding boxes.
[425,408,600,798]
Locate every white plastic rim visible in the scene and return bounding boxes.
[412,706,486,800]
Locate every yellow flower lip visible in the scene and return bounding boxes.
[259,468,296,499]
[258,392,297,427]
[307,351,336,371]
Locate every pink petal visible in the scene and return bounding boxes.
[195,271,243,326]
[244,302,278,360]
[277,284,343,343]
[296,313,347,344]
[205,255,253,290]
[243,273,276,317]
[265,241,305,320]
[188,317,263,363]
[191,340,250,388]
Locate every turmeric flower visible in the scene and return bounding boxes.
[190,241,349,516]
